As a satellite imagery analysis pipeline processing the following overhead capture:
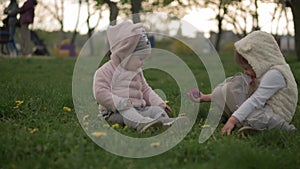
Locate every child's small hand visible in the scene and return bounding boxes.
[165,105,172,113]
[191,88,201,98]
[159,103,172,113]
[187,88,202,102]
[221,116,240,135]
[187,88,211,103]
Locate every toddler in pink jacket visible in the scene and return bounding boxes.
[93,21,175,132]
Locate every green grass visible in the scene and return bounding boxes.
[0,54,300,169]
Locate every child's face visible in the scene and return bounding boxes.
[235,51,256,79]
[241,63,256,79]
[125,54,149,71]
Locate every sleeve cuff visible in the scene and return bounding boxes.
[231,113,243,123]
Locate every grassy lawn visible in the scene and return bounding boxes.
[0,53,300,169]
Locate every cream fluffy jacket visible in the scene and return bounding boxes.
[93,21,164,112]
[234,31,298,123]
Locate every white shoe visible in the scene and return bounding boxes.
[161,118,176,126]
[163,116,190,127]
[237,126,258,134]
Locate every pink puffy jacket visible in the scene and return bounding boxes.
[93,21,164,112]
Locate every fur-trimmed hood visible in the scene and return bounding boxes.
[234,31,286,78]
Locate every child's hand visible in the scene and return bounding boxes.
[165,105,172,113]
[159,103,172,113]
[187,88,212,103]
[188,89,201,102]
[188,88,201,102]
[221,116,240,135]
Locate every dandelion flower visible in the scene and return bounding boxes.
[111,123,120,129]
[178,112,186,117]
[29,128,39,134]
[14,100,24,109]
[102,124,110,128]
[15,100,24,105]
[83,115,89,121]
[91,132,107,137]
[63,106,72,112]
[200,124,210,129]
[164,100,170,104]
[150,142,160,147]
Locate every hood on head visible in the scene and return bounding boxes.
[234,31,286,78]
[107,21,148,65]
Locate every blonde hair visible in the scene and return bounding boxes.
[234,50,258,97]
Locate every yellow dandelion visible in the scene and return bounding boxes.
[102,124,110,128]
[83,115,89,121]
[91,132,107,137]
[200,124,211,128]
[29,128,39,134]
[15,100,24,105]
[164,100,170,104]
[178,112,186,117]
[14,100,24,109]
[150,142,161,147]
[111,123,120,129]
[63,106,72,112]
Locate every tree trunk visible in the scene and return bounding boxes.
[131,0,142,23]
[215,15,222,52]
[253,0,260,30]
[105,0,119,25]
[291,0,300,61]
[71,0,82,45]
[59,20,65,40]
[215,3,227,52]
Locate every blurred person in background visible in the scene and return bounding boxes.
[3,0,19,56]
[18,0,37,57]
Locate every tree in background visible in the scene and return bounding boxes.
[286,0,300,61]
[200,0,233,52]
[95,0,119,25]
[39,0,66,39]
[86,0,104,55]
[142,0,188,17]
[225,0,264,38]
[71,0,82,45]
[130,0,142,23]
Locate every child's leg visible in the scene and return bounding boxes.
[106,112,124,125]
[243,105,296,131]
[119,107,158,130]
[99,108,124,125]
[138,106,166,119]
[138,106,176,125]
